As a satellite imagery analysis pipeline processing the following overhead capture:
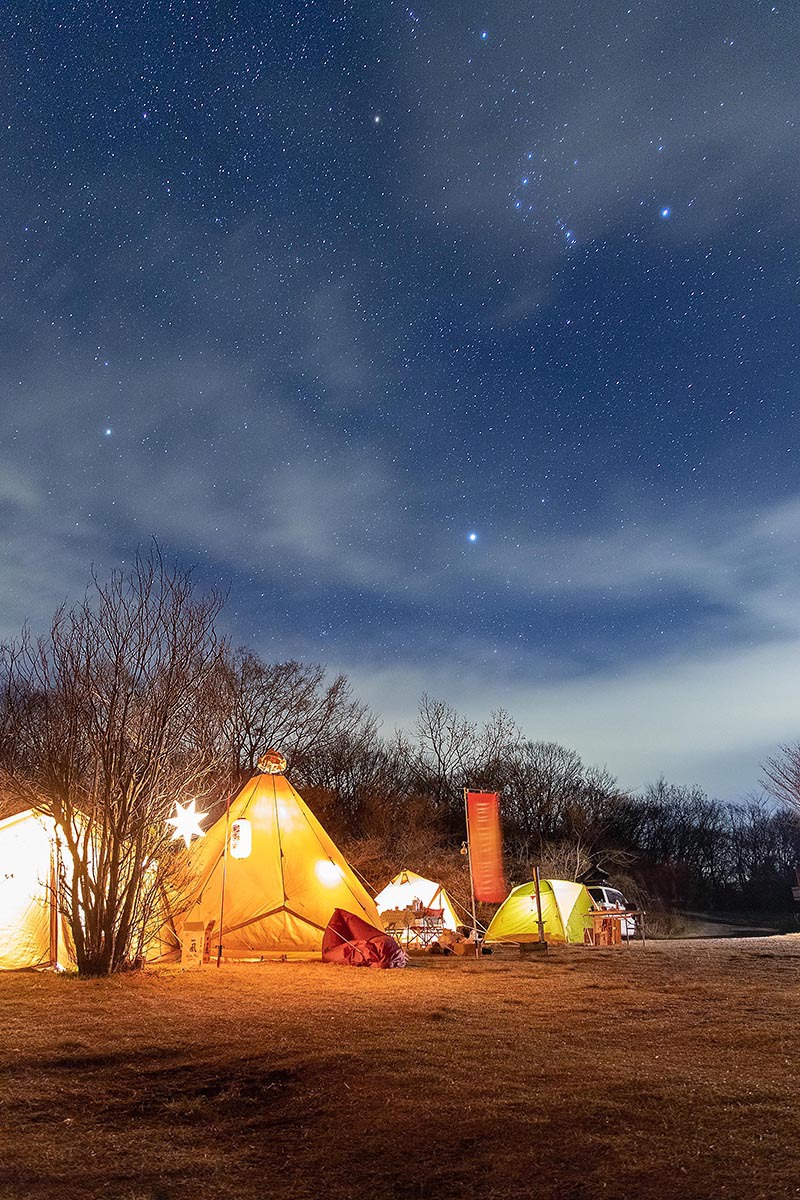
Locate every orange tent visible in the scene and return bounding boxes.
[173,756,381,960]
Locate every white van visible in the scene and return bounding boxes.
[587,885,637,938]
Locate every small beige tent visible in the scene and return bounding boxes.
[174,755,383,959]
[484,878,593,945]
[0,809,73,970]
[375,870,462,933]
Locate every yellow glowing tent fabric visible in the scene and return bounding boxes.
[374,870,462,932]
[175,767,382,959]
[484,878,593,945]
[0,809,73,970]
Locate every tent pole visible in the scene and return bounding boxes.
[49,835,59,969]
[463,789,480,960]
[533,865,546,945]
[216,791,231,968]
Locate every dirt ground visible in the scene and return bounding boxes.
[1,936,799,1200]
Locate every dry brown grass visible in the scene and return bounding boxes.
[2,936,800,1200]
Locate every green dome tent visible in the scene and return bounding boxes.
[485,878,593,945]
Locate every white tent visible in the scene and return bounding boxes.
[0,809,73,970]
[375,869,462,932]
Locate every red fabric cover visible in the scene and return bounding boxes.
[465,790,507,902]
[322,909,407,969]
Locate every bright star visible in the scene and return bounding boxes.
[660,207,671,219]
[166,799,209,849]
[373,114,381,124]
[104,428,112,437]
[468,532,478,543]
[480,30,488,39]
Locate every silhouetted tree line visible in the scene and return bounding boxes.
[1,550,799,973]
[289,699,800,916]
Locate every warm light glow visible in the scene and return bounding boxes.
[275,800,300,831]
[315,859,345,887]
[166,799,208,849]
[229,818,252,859]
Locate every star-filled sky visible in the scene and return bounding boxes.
[2,1,799,797]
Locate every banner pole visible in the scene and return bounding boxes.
[464,789,480,960]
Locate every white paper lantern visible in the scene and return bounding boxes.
[229,818,252,859]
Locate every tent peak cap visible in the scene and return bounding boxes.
[257,749,287,775]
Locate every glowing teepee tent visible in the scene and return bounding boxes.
[175,752,382,959]
[484,878,593,945]
[374,869,462,933]
[0,809,73,971]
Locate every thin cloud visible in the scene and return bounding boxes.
[341,634,800,801]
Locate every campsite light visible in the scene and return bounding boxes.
[257,749,287,774]
[166,799,209,849]
[229,818,252,859]
[316,859,345,887]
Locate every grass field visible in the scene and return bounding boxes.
[2,935,799,1200]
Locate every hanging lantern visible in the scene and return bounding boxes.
[166,800,208,849]
[229,818,252,859]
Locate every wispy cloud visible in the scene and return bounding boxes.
[3,358,797,797]
[4,344,799,656]
[342,634,800,801]
[404,1,800,264]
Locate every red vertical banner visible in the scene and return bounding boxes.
[465,791,506,902]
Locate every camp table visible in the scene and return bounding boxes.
[585,908,646,947]
[385,907,446,948]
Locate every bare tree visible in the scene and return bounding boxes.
[537,837,594,883]
[298,721,403,836]
[410,694,477,808]
[500,740,586,848]
[762,745,800,814]
[224,652,371,779]
[0,548,230,976]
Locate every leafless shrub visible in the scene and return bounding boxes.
[0,547,230,975]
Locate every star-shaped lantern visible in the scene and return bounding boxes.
[166,799,209,849]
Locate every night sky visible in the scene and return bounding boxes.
[2,1,799,797]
